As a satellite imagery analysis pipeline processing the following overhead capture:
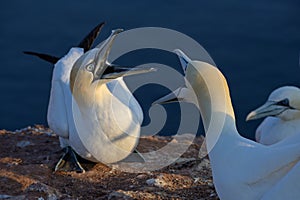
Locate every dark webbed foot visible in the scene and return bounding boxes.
[55,146,85,173]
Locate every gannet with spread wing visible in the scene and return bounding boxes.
[25,24,149,172]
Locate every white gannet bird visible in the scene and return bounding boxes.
[154,49,300,200]
[25,23,147,172]
[69,29,154,165]
[246,86,300,145]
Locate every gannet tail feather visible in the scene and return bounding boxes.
[23,51,59,64]
[78,22,105,52]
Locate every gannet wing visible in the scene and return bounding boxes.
[232,138,300,184]
[261,161,300,200]
[47,81,69,138]
[23,51,59,64]
[23,21,105,64]
[255,117,280,144]
[48,48,84,138]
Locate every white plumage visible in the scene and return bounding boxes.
[28,24,149,172]
[24,22,106,171]
[48,48,97,162]
[70,29,152,164]
[246,86,300,145]
[154,49,300,200]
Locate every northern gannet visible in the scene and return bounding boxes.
[69,29,154,165]
[246,86,300,145]
[154,49,300,200]
[25,23,147,172]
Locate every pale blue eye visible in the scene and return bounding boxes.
[86,63,94,72]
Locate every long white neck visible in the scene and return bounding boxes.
[186,61,239,152]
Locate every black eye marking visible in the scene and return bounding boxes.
[275,98,290,107]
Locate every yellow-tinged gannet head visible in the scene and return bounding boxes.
[70,29,123,93]
[153,49,236,140]
[70,29,156,93]
[246,86,300,121]
[153,49,225,106]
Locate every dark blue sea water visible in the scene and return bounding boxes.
[0,0,299,140]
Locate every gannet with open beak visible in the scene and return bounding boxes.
[70,29,154,165]
[25,24,150,172]
[153,49,300,200]
[246,86,300,145]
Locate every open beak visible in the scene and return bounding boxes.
[246,101,288,121]
[93,29,124,80]
[152,49,195,105]
[152,87,191,105]
[93,29,156,80]
[102,65,156,79]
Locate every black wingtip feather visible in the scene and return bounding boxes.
[78,21,105,52]
[23,21,105,64]
[23,51,60,64]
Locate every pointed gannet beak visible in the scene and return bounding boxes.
[102,65,157,79]
[152,87,192,105]
[246,101,289,121]
[92,29,123,80]
[92,29,156,80]
[152,49,196,105]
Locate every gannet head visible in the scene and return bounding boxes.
[153,49,236,140]
[69,29,123,92]
[70,29,156,92]
[246,86,300,121]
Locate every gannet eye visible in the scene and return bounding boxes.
[86,63,95,72]
[276,98,290,107]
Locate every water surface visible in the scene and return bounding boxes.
[0,0,299,140]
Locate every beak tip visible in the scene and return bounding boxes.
[245,112,255,121]
[151,99,162,106]
[151,98,166,106]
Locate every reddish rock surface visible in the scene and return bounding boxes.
[0,125,219,199]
